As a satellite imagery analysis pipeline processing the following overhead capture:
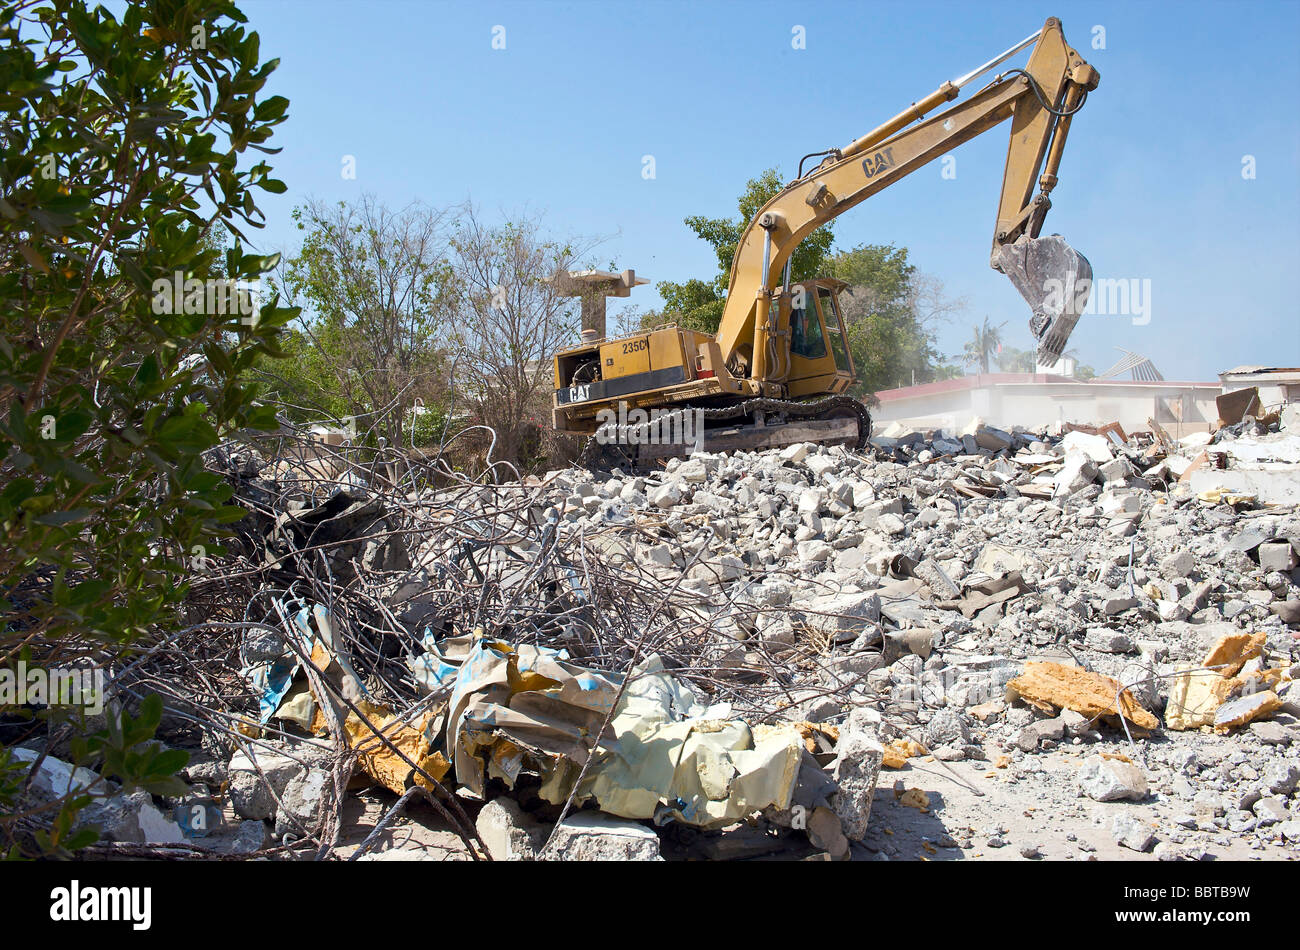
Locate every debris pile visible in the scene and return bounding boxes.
[10,410,1300,860]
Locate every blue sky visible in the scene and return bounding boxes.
[238,0,1300,381]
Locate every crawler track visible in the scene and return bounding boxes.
[578,395,872,470]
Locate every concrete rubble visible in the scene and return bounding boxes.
[10,408,1300,862]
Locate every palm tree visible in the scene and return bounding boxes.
[962,317,1006,375]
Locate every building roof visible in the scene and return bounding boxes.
[875,373,1221,403]
[1220,366,1300,377]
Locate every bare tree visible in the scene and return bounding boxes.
[280,194,456,445]
[446,207,593,465]
[907,272,968,335]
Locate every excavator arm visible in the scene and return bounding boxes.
[716,17,1100,379]
[549,18,1100,463]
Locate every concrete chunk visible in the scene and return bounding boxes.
[1112,813,1155,852]
[1259,541,1298,572]
[1054,451,1099,497]
[829,726,884,841]
[227,748,306,821]
[1079,755,1148,802]
[541,812,663,861]
[476,797,544,860]
[1061,430,1114,463]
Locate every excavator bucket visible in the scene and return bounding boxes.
[996,234,1092,367]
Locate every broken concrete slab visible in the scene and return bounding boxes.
[1186,466,1300,506]
[540,812,663,861]
[828,722,884,841]
[1061,430,1115,463]
[227,747,309,821]
[1214,690,1282,733]
[78,790,186,845]
[1053,451,1100,497]
[1112,813,1156,852]
[274,765,330,837]
[973,543,1039,577]
[798,591,882,639]
[1259,541,1299,573]
[476,796,545,860]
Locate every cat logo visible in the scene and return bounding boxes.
[861,146,896,180]
[568,383,590,403]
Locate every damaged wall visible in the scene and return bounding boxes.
[874,374,1220,437]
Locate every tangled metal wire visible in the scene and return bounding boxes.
[109,414,886,859]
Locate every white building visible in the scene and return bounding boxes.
[872,373,1221,438]
[1218,366,1300,410]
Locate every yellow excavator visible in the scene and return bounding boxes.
[553,18,1100,466]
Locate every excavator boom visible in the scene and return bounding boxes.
[550,18,1100,465]
[717,16,1099,375]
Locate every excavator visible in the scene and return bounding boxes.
[552,17,1100,466]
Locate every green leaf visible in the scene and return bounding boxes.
[0,3,289,807]
[34,508,92,526]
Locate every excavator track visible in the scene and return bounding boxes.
[578,395,871,470]
[698,395,872,450]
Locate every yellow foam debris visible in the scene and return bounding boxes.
[1202,631,1266,677]
[792,721,840,754]
[1166,665,1226,731]
[899,789,930,811]
[1167,631,1272,731]
[344,700,449,793]
[1007,661,1159,731]
[880,738,927,769]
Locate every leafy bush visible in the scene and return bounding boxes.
[0,0,294,854]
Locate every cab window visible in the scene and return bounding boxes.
[818,288,852,372]
[790,294,827,359]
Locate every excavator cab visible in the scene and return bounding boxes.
[785,278,855,397]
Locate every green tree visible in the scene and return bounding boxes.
[962,318,1006,375]
[997,345,1037,373]
[654,168,834,334]
[651,277,725,334]
[829,244,961,396]
[645,173,964,396]
[933,364,965,381]
[249,324,357,428]
[198,222,231,277]
[0,0,293,855]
